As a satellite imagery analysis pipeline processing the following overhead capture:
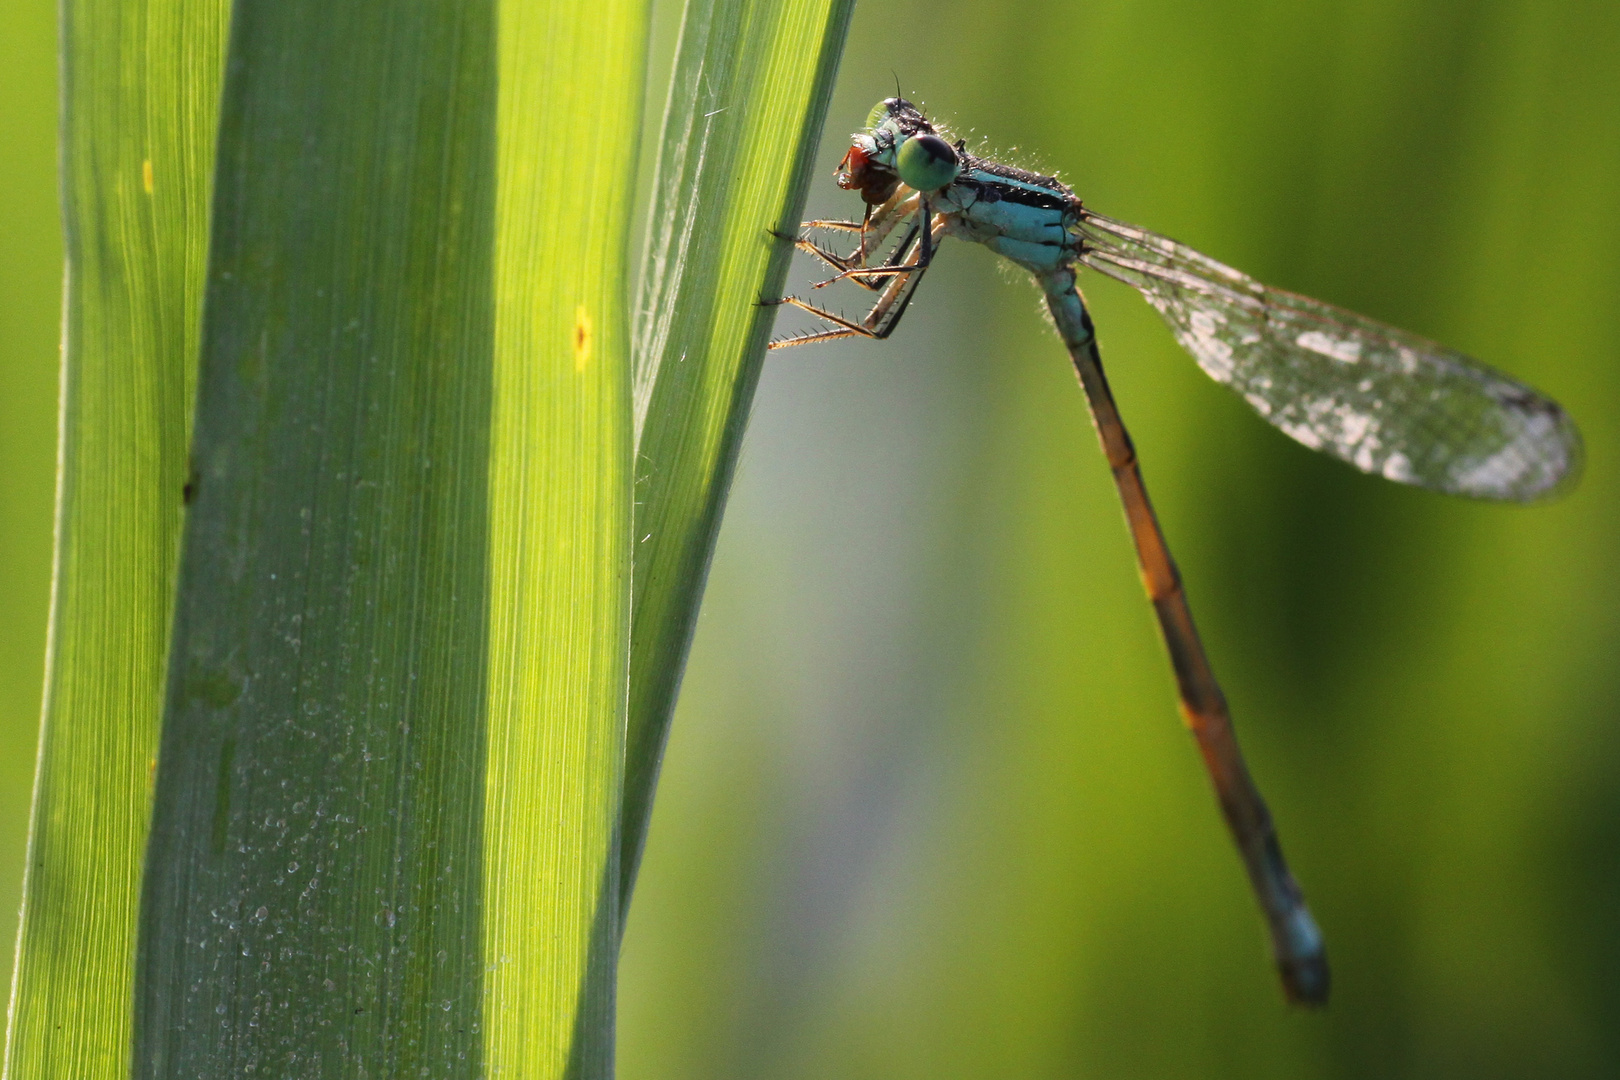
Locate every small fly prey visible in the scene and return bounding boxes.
[768,97,1582,1007]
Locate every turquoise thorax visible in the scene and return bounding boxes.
[936,168,1080,273]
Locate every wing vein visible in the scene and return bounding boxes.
[1075,210,1582,500]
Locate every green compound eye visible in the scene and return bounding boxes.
[865,99,895,130]
[896,132,960,192]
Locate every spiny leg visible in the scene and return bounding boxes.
[766,324,870,349]
[768,213,946,350]
[798,238,892,291]
[791,191,923,273]
[811,235,928,290]
[801,218,866,232]
[770,227,893,294]
[796,204,921,289]
[764,295,890,341]
[814,263,927,289]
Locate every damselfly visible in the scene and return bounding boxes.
[767,97,1583,1007]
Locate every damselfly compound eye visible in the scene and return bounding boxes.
[896,132,960,192]
[866,98,900,130]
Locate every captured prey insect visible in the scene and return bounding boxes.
[766,97,1583,1006]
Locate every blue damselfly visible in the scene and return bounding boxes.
[768,97,1582,1006]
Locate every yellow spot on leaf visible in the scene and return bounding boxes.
[142,159,154,195]
[574,305,592,372]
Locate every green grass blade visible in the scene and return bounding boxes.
[133,3,498,1071]
[130,0,640,1074]
[622,0,856,909]
[4,0,227,1074]
[482,0,643,1072]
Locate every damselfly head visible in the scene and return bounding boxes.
[865,97,912,131]
[861,97,931,142]
[896,133,960,192]
[838,97,949,204]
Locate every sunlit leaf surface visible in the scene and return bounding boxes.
[4,0,227,1074]
[624,0,857,911]
[12,0,641,1075]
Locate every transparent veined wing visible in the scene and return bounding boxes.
[1075,211,1583,501]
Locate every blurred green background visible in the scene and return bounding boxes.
[0,0,62,1006]
[3,0,1617,1077]
[618,0,1620,1078]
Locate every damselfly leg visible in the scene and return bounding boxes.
[769,198,944,348]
